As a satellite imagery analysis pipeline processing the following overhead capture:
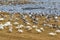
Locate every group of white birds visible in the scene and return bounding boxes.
[0,13,60,36]
[0,21,60,36]
[0,21,44,33]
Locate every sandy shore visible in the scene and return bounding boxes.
[0,12,60,40]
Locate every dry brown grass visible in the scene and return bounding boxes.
[0,12,60,40]
[0,0,31,5]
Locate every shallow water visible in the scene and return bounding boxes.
[0,3,60,14]
[29,0,60,2]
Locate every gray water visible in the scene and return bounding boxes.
[28,0,60,2]
[0,2,60,14]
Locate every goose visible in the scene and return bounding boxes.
[0,18,4,20]
[57,26,60,29]
[54,16,58,19]
[13,22,19,25]
[47,24,53,28]
[0,23,4,30]
[18,29,23,33]
[35,29,42,33]
[15,18,19,20]
[40,27,44,31]
[25,26,32,31]
[8,26,13,33]
[26,22,31,25]
[16,24,24,29]
[35,18,39,21]
[0,11,2,12]
[29,14,32,17]
[48,32,57,36]
[55,19,59,22]
[43,20,47,23]
[24,15,27,18]
[4,21,11,26]
[43,23,47,27]
[32,25,37,28]
[9,28,13,32]
[55,30,60,33]
[33,21,38,24]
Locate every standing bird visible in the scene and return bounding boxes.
[0,23,4,30]
[8,25,13,33]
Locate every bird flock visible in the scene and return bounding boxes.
[0,11,60,36]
